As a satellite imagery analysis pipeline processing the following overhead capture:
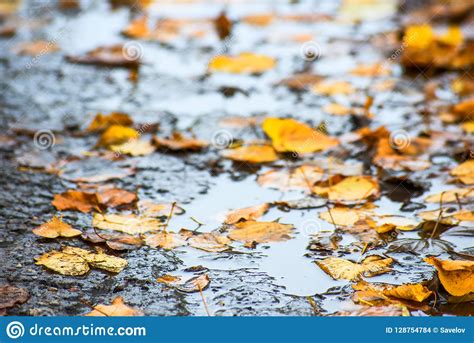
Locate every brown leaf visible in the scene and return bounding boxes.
[144,231,187,250]
[257,165,324,191]
[188,232,231,252]
[0,286,29,314]
[214,11,232,40]
[87,112,133,132]
[153,132,208,151]
[52,190,101,213]
[12,40,59,55]
[66,44,140,68]
[96,188,137,208]
[175,274,210,293]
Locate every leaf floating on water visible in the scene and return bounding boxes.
[214,11,232,40]
[12,40,59,56]
[353,280,432,304]
[424,188,474,203]
[450,160,474,185]
[32,216,82,238]
[143,231,187,250]
[225,203,269,225]
[315,255,393,281]
[228,221,294,244]
[93,213,162,235]
[188,232,231,252]
[175,274,210,293]
[424,256,474,296]
[319,206,374,227]
[85,296,143,316]
[311,80,354,95]
[312,176,380,203]
[110,139,155,156]
[257,165,324,192]
[138,200,185,218]
[221,145,278,163]
[96,188,138,208]
[262,117,338,154]
[209,52,276,74]
[66,44,140,68]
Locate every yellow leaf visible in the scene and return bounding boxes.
[257,165,324,191]
[87,112,133,132]
[438,26,464,46]
[311,80,354,95]
[228,221,294,243]
[225,203,270,224]
[188,232,231,252]
[209,52,276,74]
[93,213,162,235]
[316,255,393,280]
[323,103,352,116]
[424,188,474,203]
[353,281,432,304]
[319,206,374,226]
[32,216,82,238]
[143,232,187,250]
[350,63,390,77]
[262,117,338,153]
[85,296,142,316]
[461,121,474,133]
[110,139,155,156]
[97,125,139,148]
[403,25,434,49]
[221,145,278,163]
[153,133,208,151]
[450,160,474,185]
[383,284,432,303]
[85,250,128,273]
[424,257,474,296]
[312,176,380,203]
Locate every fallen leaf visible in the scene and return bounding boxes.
[214,11,232,40]
[209,52,275,74]
[350,62,390,77]
[52,190,101,213]
[144,231,187,250]
[96,188,137,208]
[312,80,354,95]
[258,165,324,191]
[66,44,140,68]
[0,286,29,315]
[12,40,59,55]
[122,15,150,39]
[242,14,274,26]
[110,139,155,156]
[87,112,133,132]
[156,274,181,284]
[278,73,322,90]
[319,206,374,227]
[312,176,380,203]
[138,200,184,218]
[85,296,142,316]
[93,213,162,235]
[424,256,474,296]
[370,216,419,233]
[175,274,210,293]
[225,203,269,224]
[86,250,129,273]
[81,229,142,251]
[153,133,208,151]
[461,122,474,133]
[315,255,393,280]
[262,117,338,154]
[188,232,231,252]
[221,145,278,163]
[353,281,432,303]
[32,216,82,238]
[97,125,139,148]
[323,103,352,116]
[228,221,294,243]
[424,188,474,203]
[450,160,474,185]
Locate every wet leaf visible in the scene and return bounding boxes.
[153,133,208,151]
[225,203,269,224]
[258,165,324,192]
[144,231,187,250]
[319,206,374,227]
[138,200,185,218]
[52,190,101,213]
[32,216,82,238]
[228,221,294,243]
[0,286,29,315]
[12,40,59,55]
[262,118,338,154]
[221,145,278,163]
[278,73,322,90]
[93,213,162,235]
[315,255,393,280]
[85,296,142,316]
[312,176,380,203]
[87,112,133,132]
[188,232,231,252]
[450,160,474,185]
[175,274,210,293]
[96,188,137,208]
[424,188,474,203]
[323,103,352,116]
[350,62,390,77]
[85,250,129,273]
[214,11,232,40]
[353,281,432,303]
[110,139,155,156]
[424,257,474,296]
[311,80,354,95]
[97,125,140,148]
[209,52,275,74]
[81,229,142,251]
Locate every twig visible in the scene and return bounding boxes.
[198,285,211,316]
[431,191,445,239]
[163,202,176,232]
[306,296,319,315]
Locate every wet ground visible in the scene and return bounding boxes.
[1,0,473,316]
